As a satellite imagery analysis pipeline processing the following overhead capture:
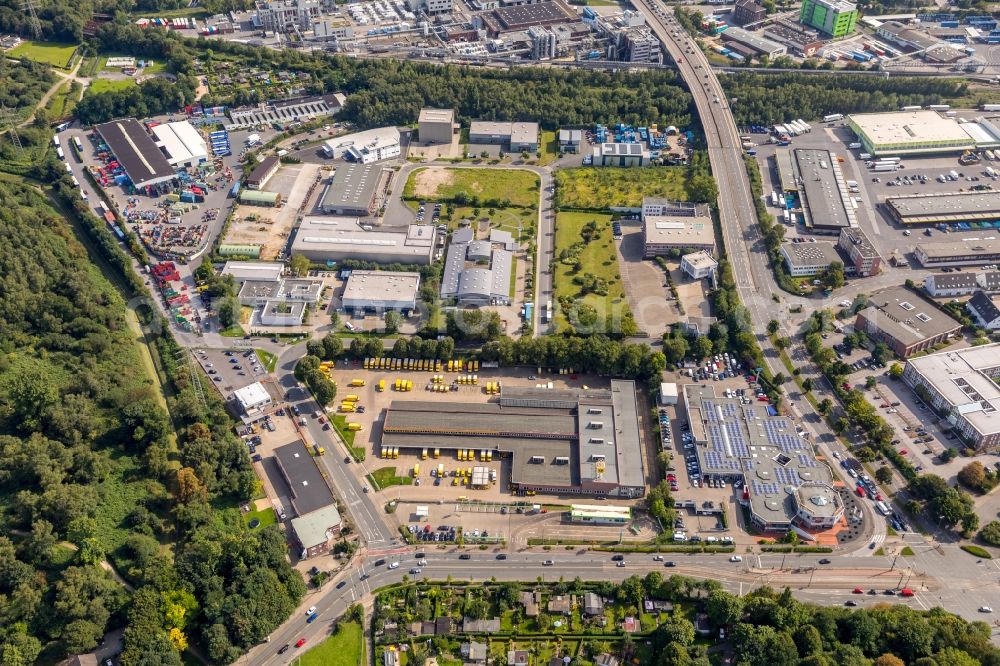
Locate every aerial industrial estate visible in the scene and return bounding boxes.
[9,0,1000,661]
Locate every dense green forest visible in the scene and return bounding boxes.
[0,58,56,119]
[73,22,693,129]
[0,180,302,664]
[719,72,969,125]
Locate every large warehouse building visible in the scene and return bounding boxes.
[681,385,842,535]
[883,191,1000,226]
[150,120,208,168]
[847,111,989,156]
[417,108,457,144]
[799,0,857,36]
[468,121,539,152]
[440,227,513,306]
[379,381,647,498]
[319,164,392,217]
[855,285,962,357]
[95,118,177,192]
[641,199,716,257]
[342,270,420,312]
[915,238,1000,268]
[793,148,856,233]
[291,217,436,264]
[903,344,1000,449]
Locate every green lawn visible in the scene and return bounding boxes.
[367,466,414,490]
[537,130,560,167]
[44,80,80,121]
[900,546,914,556]
[220,324,245,337]
[244,506,277,530]
[88,78,136,95]
[555,167,688,209]
[256,349,277,372]
[9,40,77,68]
[404,167,540,208]
[300,621,364,666]
[552,211,630,332]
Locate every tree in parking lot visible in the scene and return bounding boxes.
[958,462,988,492]
[693,336,713,361]
[889,363,904,380]
[384,310,402,334]
[217,296,239,329]
[979,520,1000,546]
[875,466,894,485]
[866,376,877,390]
[818,399,832,415]
[767,320,780,336]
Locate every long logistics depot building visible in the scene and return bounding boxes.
[379,381,647,498]
[883,191,1000,226]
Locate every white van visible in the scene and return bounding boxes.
[673,532,687,542]
[730,555,743,562]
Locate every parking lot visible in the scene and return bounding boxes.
[193,346,270,395]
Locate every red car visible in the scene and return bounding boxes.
[899,449,908,455]
[842,383,851,391]
[853,587,864,594]
[295,638,307,648]
[666,474,677,481]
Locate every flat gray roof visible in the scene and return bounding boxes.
[291,504,342,548]
[418,108,455,124]
[917,238,1000,261]
[291,217,436,262]
[441,234,513,301]
[774,148,796,192]
[342,270,420,304]
[95,118,175,188]
[722,26,786,54]
[321,164,387,213]
[859,285,962,344]
[839,227,880,259]
[905,344,1000,437]
[609,380,643,489]
[794,148,852,229]
[886,191,1000,223]
[682,384,833,526]
[781,241,842,267]
[274,442,335,517]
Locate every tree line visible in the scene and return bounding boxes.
[720,72,968,125]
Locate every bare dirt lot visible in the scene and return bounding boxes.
[223,163,320,259]
[409,166,454,198]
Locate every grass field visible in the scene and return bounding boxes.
[88,78,136,95]
[367,466,414,489]
[9,40,77,68]
[403,167,539,208]
[300,621,364,666]
[255,349,277,372]
[552,211,630,332]
[44,80,80,121]
[244,506,277,530]
[554,167,688,209]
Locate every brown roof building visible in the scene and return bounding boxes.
[733,0,766,26]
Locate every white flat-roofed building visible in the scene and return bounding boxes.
[259,300,308,326]
[417,108,457,144]
[342,270,420,312]
[847,110,977,156]
[903,344,1000,448]
[793,482,844,529]
[885,191,1000,226]
[221,261,284,283]
[151,121,208,167]
[233,381,273,420]
[680,250,718,279]
[568,504,631,524]
[291,217,436,264]
[779,241,843,276]
[721,26,787,57]
[641,200,715,257]
[323,127,401,163]
[659,382,679,405]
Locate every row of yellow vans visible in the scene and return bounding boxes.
[394,379,414,391]
[420,448,441,459]
[340,394,359,413]
[426,384,451,393]
[484,381,502,394]
[456,375,478,385]
[381,447,400,459]
[360,358,481,372]
[364,358,443,371]
[458,449,493,461]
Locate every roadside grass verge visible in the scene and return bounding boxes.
[332,414,366,461]
[300,621,363,666]
[255,349,277,372]
[900,546,914,556]
[554,167,687,210]
[367,466,414,490]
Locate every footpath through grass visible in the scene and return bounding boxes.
[300,621,364,666]
[404,167,539,207]
[9,40,77,68]
[555,167,688,209]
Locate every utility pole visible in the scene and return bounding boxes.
[0,105,23,155]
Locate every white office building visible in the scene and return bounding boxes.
[323,127,401,163]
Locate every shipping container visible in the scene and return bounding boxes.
[823,113,844,122]
[872,163,898,172]
[900,105,922,111]
[928,104,951,110]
